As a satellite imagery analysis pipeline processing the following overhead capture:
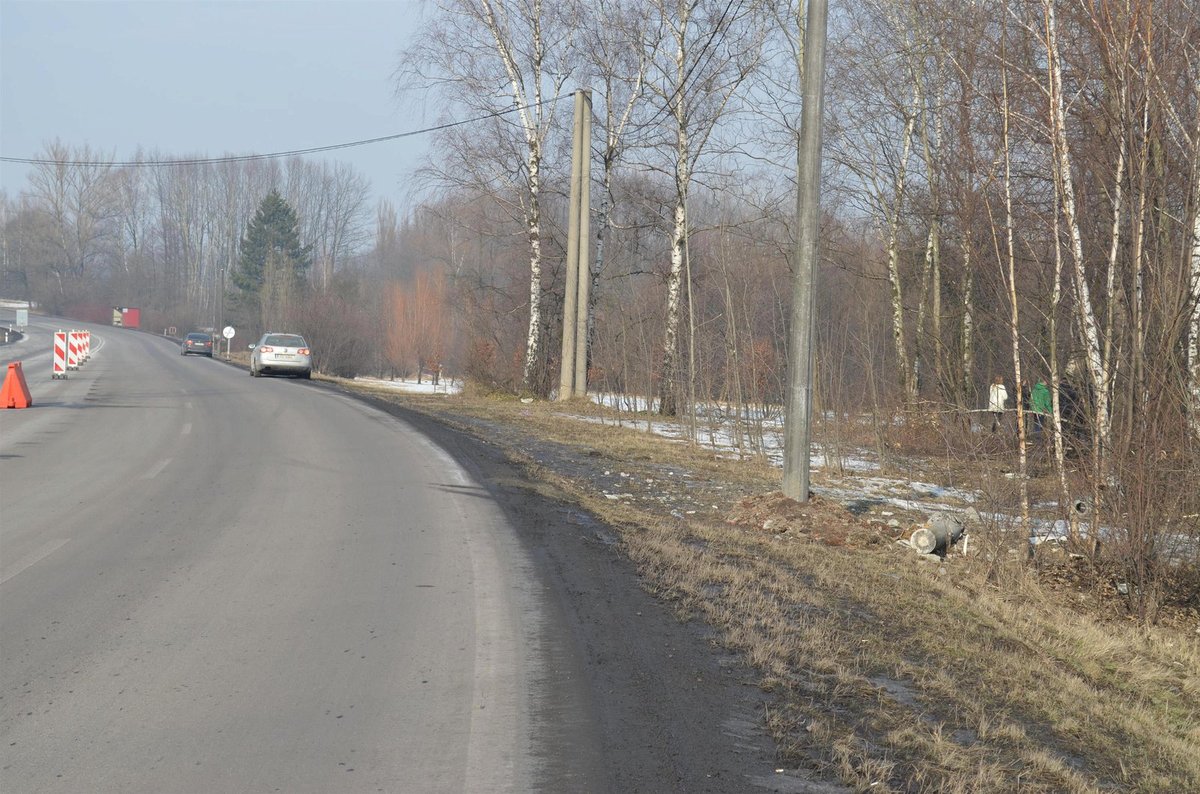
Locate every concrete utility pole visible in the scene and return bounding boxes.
[558,89,592,400]
[574,91,592,395]
[782,0,829,502]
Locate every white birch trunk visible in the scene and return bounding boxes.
[660,173,687,416]
[1044,0,1112,460]
[480,0,547,390]
[1000,63,1030,532]
[1187,78,1200,437]
[1130,101,1151,429]
[1049,179,1075,542]
[960,251,974,411]
[1102,88,1127,411]
[886,80,920,404]
[523,146,543,387]
[659,19,690,417]
[591,63,645,366]
[914,217,938,397]
[915,63,944,400]
[1188,162,1200,436]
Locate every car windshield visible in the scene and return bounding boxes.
[265,335,305,347]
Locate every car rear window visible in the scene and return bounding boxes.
[187,334,211,341]
[265,335,306,347]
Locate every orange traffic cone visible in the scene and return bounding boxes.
[1,361,33,408]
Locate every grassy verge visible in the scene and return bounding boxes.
[342,382,1200,792]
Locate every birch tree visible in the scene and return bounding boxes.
[644,0,764,415]
[397,0,575,393]
[992,41,1030,529]
[827,0,939,406]
[1043,0,1113,463]
[1187,78,1200,436]
[578,0,657,356]
[1190,145,1200,435]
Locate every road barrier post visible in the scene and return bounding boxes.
[67,331,80,370]
[53,331,68,379]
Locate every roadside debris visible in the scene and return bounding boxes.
[906,513,967,555]
[726,491,900,547]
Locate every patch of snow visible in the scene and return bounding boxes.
[354,375,462,395]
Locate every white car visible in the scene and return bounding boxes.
[249,333,312,379]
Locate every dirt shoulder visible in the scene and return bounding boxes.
[337,382,1200,793]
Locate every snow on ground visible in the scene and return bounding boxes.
[359,382,1191,556]
[567,405,997,524]
[587,397,1196,559]
[573,394,1099,541]
[353,375,463,395]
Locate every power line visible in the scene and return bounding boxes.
[644,0,746,130]
[0,95,567,168]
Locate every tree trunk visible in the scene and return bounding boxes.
[522,145,544,390]
[659,196,686,416]
[885,81,921,405]
[999,58,1030,535]
[960,252,974,411]
[659,28,691,417]
[1188,92,1200,437]
[1044,0,1112,465]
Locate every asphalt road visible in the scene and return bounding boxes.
[1,317,807,794]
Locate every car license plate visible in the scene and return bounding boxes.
[277,353,294,359]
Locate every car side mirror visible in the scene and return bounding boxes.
[248,344,255,350]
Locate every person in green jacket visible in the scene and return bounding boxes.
[1030,377,1052,437]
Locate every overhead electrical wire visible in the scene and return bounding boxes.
[0,94,567,168]
[642,0,746,130]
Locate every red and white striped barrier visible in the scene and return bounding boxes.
[81,330,91,360]
[67,331,81,370]
[53,331,68,379]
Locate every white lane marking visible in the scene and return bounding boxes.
[0,538,70,585]
[140,458,173,479]
[413,435,532,791]
[181,422,192,435]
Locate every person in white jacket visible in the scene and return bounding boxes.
[988,375,1008,433]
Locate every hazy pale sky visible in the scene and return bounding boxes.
[1,0,430,208]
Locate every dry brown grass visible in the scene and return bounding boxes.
[341,384,1200,792]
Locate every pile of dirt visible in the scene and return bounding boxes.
[727,491,900,548]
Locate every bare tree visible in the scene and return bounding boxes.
[643,0,765,415]
[26,140,116,302]
[1187,77,1200,436]
[285,159,372,291]
[1042,0,1113,465]
[397,0,576,393]
[578,0,658,358]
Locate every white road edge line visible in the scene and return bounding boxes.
[0,538,70,585]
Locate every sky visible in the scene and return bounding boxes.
[0,0,432,209]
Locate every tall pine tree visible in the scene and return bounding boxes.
[232,190,311,331]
